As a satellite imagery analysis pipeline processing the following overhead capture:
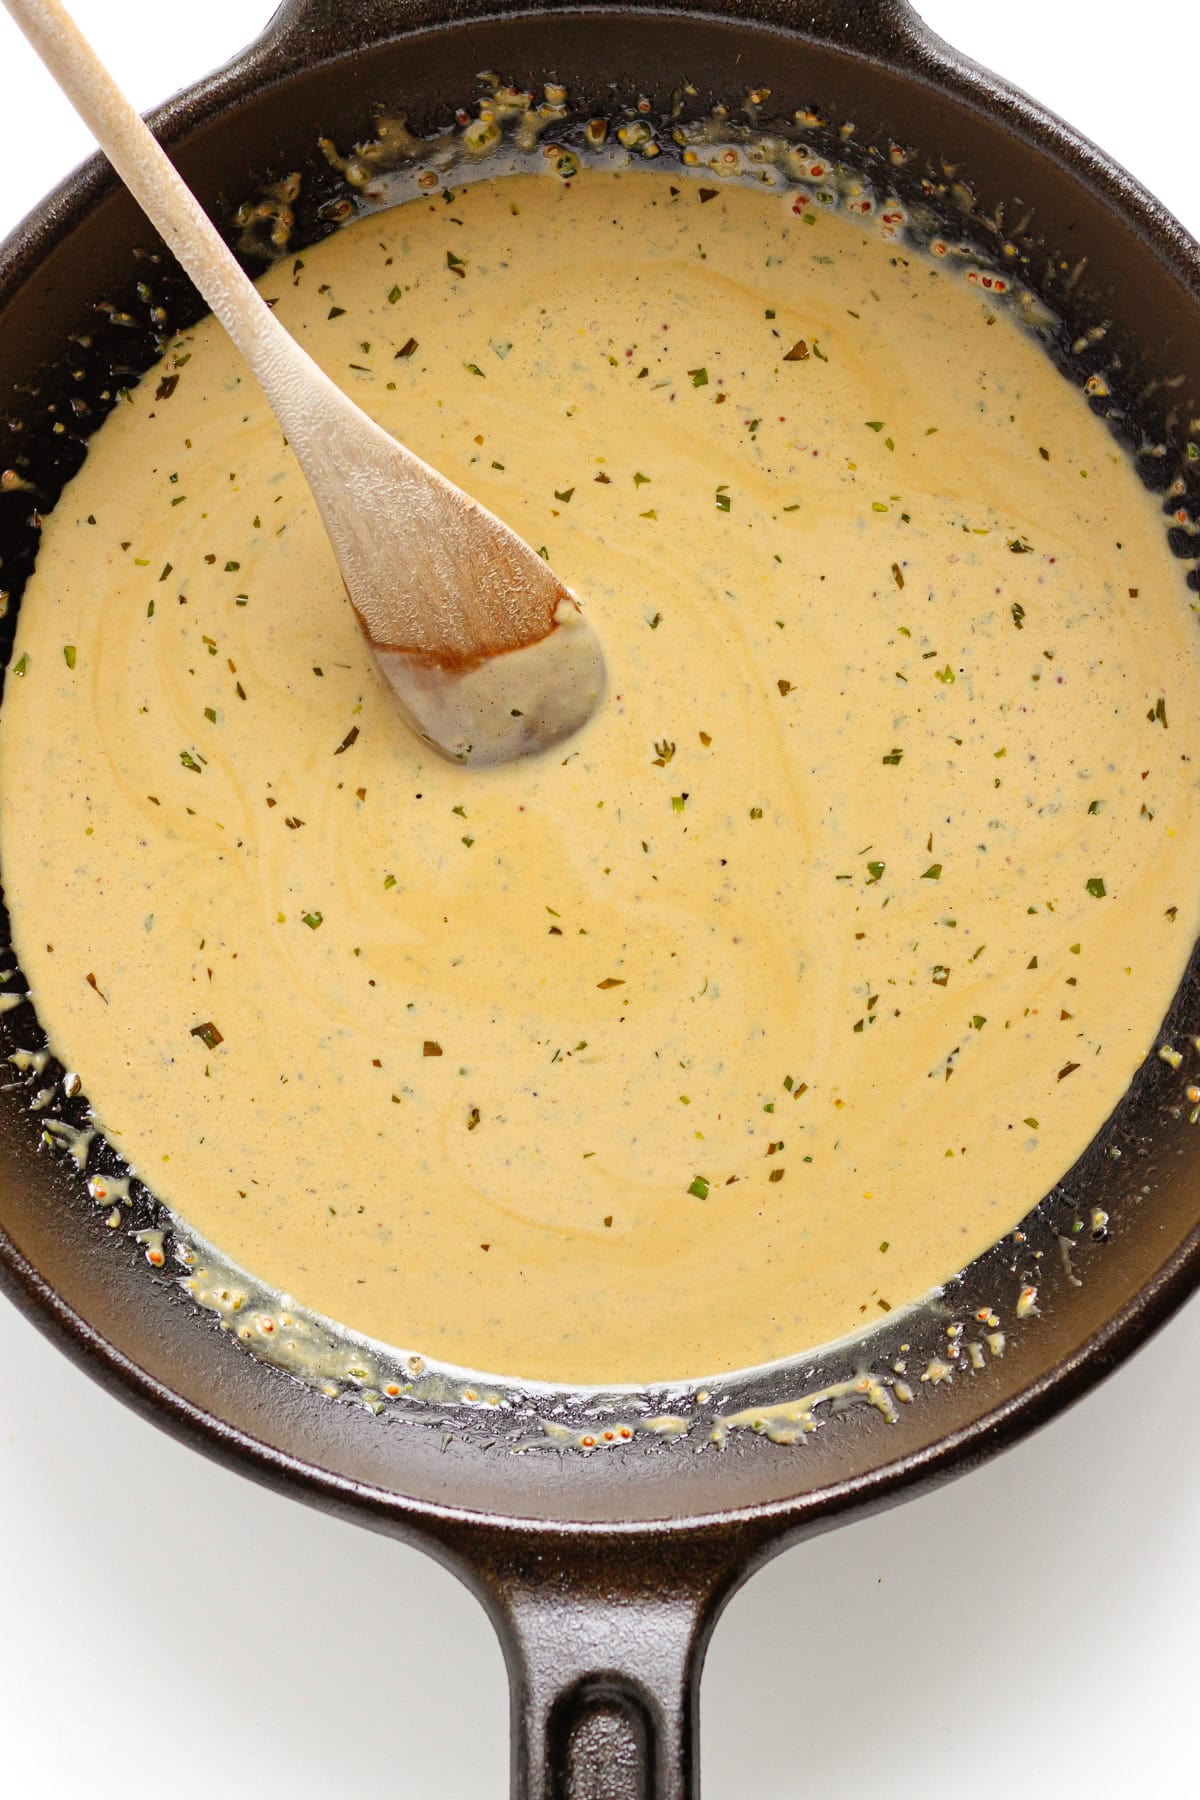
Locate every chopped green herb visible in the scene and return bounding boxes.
[189,1020,223,1050]
[922,864,943,880]
[63,645,77,669]
[688,367,709,387]
[302,911,324,929]
[1086,877,1107,898]
[687,1175,710,1200]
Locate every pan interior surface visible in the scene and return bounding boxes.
[1,8,1199,1529]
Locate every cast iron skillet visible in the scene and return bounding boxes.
[2,2,1200,1794]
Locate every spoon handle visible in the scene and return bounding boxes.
[1,0,346,448]
[0,0,446,622]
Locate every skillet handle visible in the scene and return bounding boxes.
[468,1532,748,1800]
[249,0,929,66]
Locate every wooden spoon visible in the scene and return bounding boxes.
[3,0,607,765]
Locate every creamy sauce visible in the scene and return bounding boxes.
[2,169,1199,1386]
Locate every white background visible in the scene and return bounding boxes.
[1,3,1197,1794]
